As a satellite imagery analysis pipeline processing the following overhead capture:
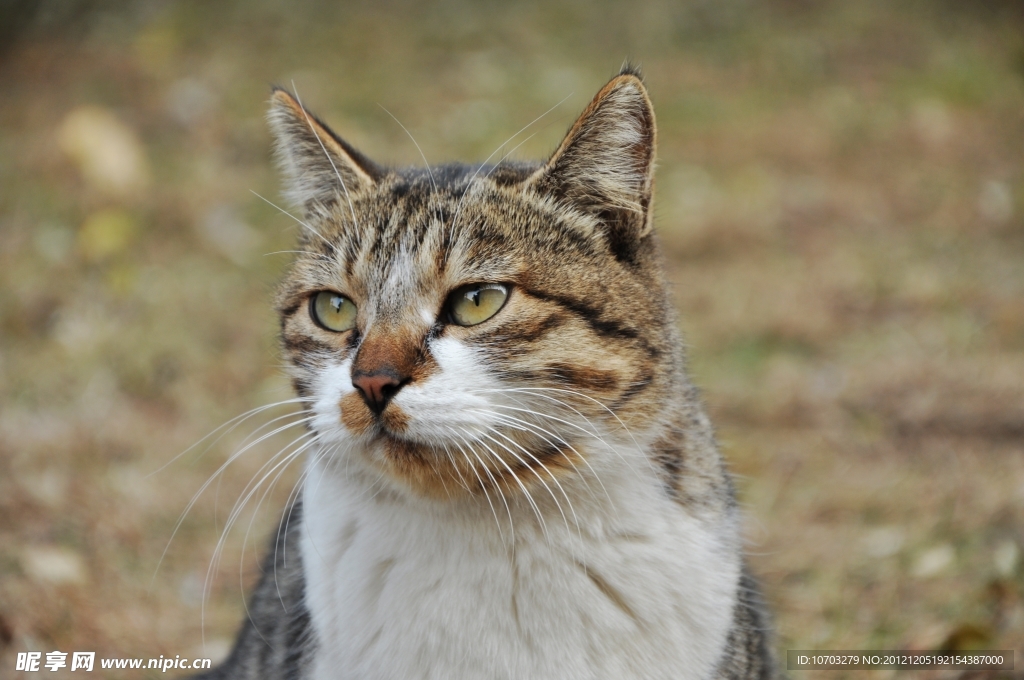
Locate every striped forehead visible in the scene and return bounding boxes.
[295,160,586,316]
[324,170,492,311]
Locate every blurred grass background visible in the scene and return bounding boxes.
[1,0,1023,677]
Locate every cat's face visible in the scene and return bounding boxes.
[271,73,678,499]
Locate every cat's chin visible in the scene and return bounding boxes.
[354,432,473,500]
[361,430,583,502]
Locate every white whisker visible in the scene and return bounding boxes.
[272,445,330,607]
[452,431,513,547]
[251,189,337,254]
[487,387,655,481]
[291,82,361,234]
[510,386,647,461]
[472,407,609,506]
[148,398,310,478]
[446,93,573,259]
[153,410,314,587]
[465,427,548,540]
[377,103,451,254]
[478,427,581,545]
[438,435,473,494]
[203,434,314,646]
[240,434,321,609]
[263,249,333,261]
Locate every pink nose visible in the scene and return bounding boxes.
[352,371,404,413]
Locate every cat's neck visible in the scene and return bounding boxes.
[305,436,656,539]
[299,436,741,680]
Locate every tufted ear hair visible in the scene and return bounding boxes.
[267,88,382,212]
[532,68,656,260]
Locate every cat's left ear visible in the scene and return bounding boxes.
[268,88,382,211]
[532,70,656,258]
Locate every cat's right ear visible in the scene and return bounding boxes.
[268,88,381,211]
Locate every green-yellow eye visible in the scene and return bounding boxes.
[311,291,357,332]
[448,283,509,327]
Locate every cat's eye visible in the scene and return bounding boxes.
[310,291,357,332]
[448,283,509,327]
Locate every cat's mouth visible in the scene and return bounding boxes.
[339,390,583,498]
[366,423,582,500]
[339,391,410,436]
[339,392,442,457]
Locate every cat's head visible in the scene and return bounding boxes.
[270,68,682,500]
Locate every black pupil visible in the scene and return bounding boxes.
[331,296,343,312]
[468,289,481,306]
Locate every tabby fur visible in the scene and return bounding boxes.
[194,66,776,680]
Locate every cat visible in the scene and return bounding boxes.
[194,65,776,680]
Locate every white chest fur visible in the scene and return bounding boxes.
[301,454,740,680]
